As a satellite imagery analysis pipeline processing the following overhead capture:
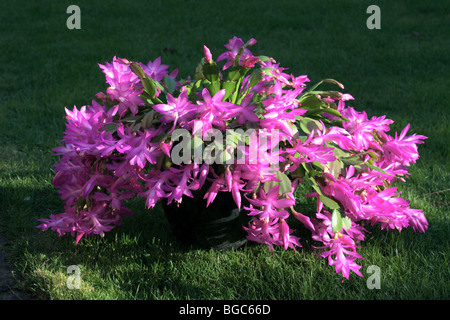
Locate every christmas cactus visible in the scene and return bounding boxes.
[38,36,428,279]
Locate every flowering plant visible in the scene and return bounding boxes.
[38,36,428,279]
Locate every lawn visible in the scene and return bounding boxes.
[0,0,448,301]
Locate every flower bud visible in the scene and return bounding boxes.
[279,219,290,250]
[246,38,257,46]
[225,166,232,192]
[203,45,213,64]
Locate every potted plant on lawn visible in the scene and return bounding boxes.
[38,36,428,279]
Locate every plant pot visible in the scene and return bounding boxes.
[163,190,250,251]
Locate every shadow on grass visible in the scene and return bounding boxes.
[0,180,448,299]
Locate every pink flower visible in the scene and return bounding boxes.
[192,88,235,136]
[239,163,279,186]
[312,212,364,279]
[141,56,178,82]
[122,127,164,168]
[203,45,213,64]
[225,166,248,210]
[278,219,301,251]
[340,106,393,151]
[91,176,134,210]
[290,74,310,90]
[245,185,295,220]
[243,217,279,250]
[37,201,132,244]
[152,89,196,131]
[203,177,225,207]
[319,233,364,279]
[217,36,257,70]
[62,102,112,156]
[286,131,336,170]
[243,216,301,252]
[225,92,260,125]
[257,59,291,88]
[311,126,355,151]
[321,174,363,219]
[362,187,428,233]
[382,124,427,166]
[140,170,174,209]
[52,154,92,206]
[98,57,144,116]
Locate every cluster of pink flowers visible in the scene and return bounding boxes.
[38,36,428,279]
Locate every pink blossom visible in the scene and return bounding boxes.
[382,124,427,166]
[203,45,213,64]
[278,219,302,251]
[243,216,301,252]
[140,170,174,209]
[192,88,235,136]
[312,212,364,279]
[245,185,295,220]
[217,36,256,70]
[98,57,144,116]
[319,233,364,279]
[340,106,393,151]
[321,174,363,219]
[257,59,291,89]
[311,125,355,151]
[124,127,164,168]
[141,56,178,82]
[225,92,260,125]
[243,217,279,250]
[362,187,428,233]
[152,89,196,131]
[286,131,336,170]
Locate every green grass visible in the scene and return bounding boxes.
[0,0,449,300]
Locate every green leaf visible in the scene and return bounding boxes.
[289,165,306,179]
[311,183,324,196]
[303,107,326,118]
[222,80,237,100]
[312,161,324,170]
[298,117,323,135]
[142,76,157,99]
[228,66,249,81]
[327,159,343,178]
[342,216,352,231]
[341,155,363,166]
[188,79,203,101]
[248,69,263,88]
[276,172,292,195]
[142,110,156,129]
[194,61,204,80]
[322,79,345,89]
[319,194,340,210]
[130,120,142,133]
[331,209,343,233]
[103,123,117,133]
[207,81,221,96]
[322,108,349,121]
[256,55,272,62]
[367,151,379,161]
[164,76,176,94]
[130,62,157,98]
[308,90,342,99]
[298,93,325,109]
[264,172,292,195]
[366,162,395,177]
[129,62,145,79]
[202,62,220,82]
